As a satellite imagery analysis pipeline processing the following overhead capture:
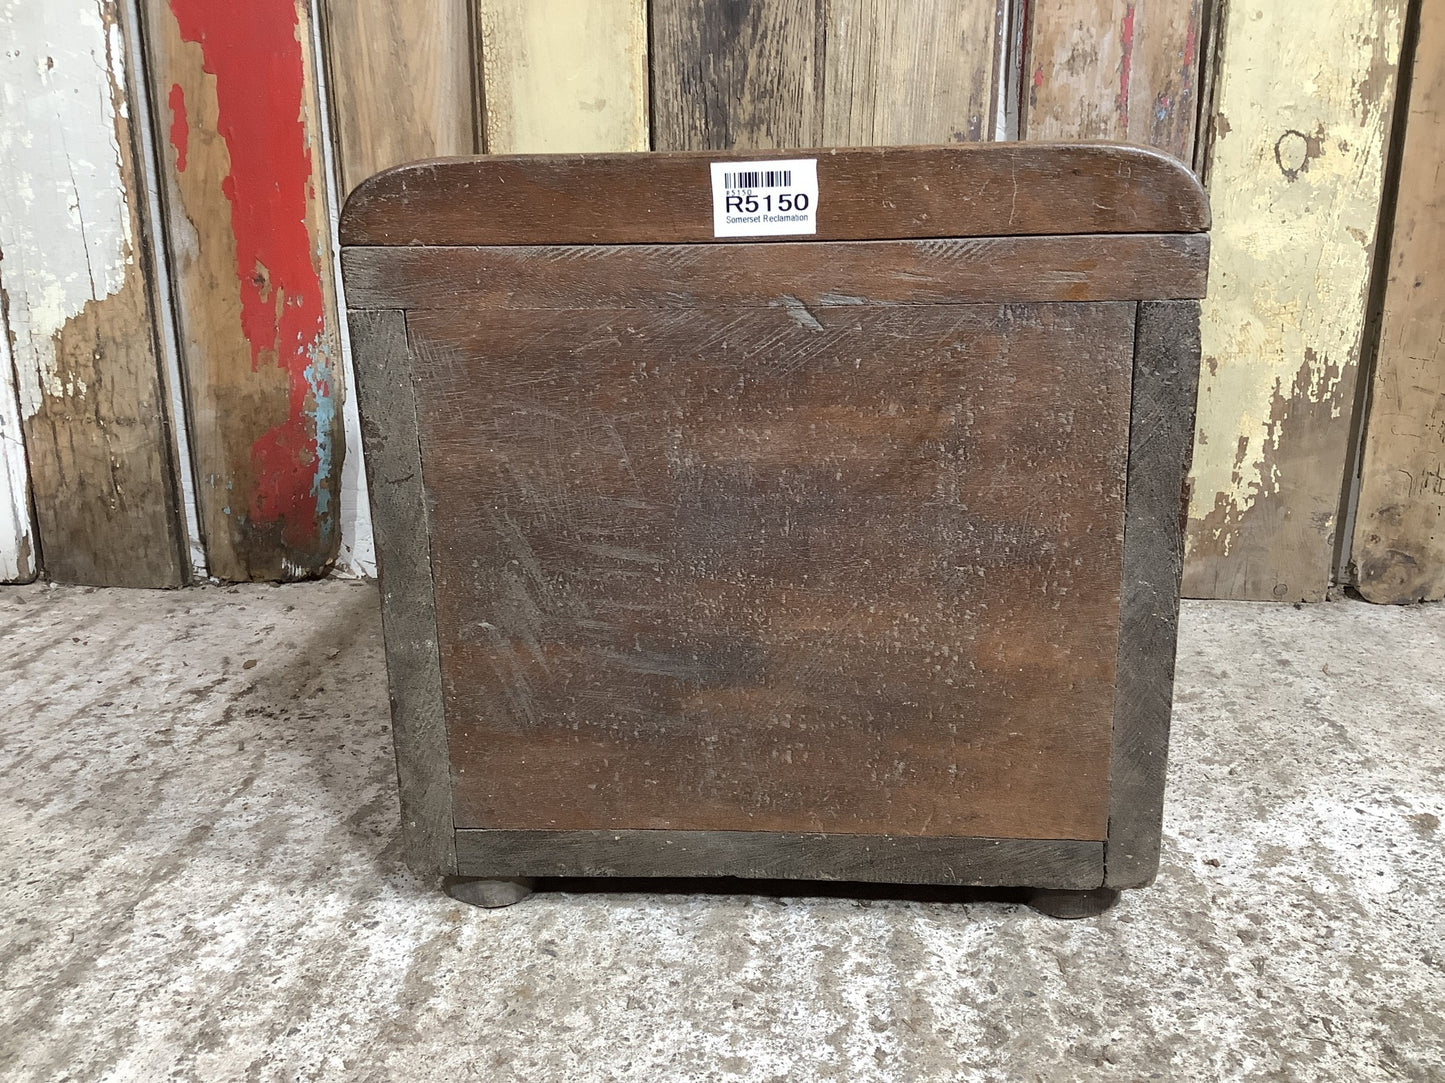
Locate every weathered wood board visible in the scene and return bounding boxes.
[821,0,1004,145]
[1181,0,1405,601]
[650,0,823,150]
[145,0,345,581]
[411,295,1134,840]
[651,0,1006,151]
[1351,4,1445,604]
[0,300,36,582]
[1022,0,1205,164]
[0,0,185,587]
[319,0,478,195]
[479,0,649,153]
[340,145,1210,246]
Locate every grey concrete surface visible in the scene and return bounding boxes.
[0,581,1441,1082]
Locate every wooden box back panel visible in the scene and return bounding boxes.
[341,145,1209,892]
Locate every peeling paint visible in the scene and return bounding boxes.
[1183,0,1405,601]
[0,0,185,586]
[158,0,342,576]
[0,282,36,582]
[0,0,133,415]
[1022,0,1203,164]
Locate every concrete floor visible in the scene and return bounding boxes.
[0,582,1441,1082]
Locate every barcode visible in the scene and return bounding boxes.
[724,169,792,190]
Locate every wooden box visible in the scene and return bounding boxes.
[340,145,1208,910]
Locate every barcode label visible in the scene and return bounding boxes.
[710,159,818,238]
[724,169,793,190]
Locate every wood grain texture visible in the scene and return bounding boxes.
[147,0,345,581]
[341,234,1210,312]
[1182,0,1405,601]
[346,309,456,878]
[0,0,185,587]
[479,0,648,153]
[1022,0,1206,164]
[650,0,822,150]
[1106,300,1199,888]
[0,300,36,582]
[340,145,1210,247]
[821,0,1004,145]
[407,295,1136,840]
[319,0,477,195]
[1351,4,1445,604]
[455,831,1105,888]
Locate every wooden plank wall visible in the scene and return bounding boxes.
[5,0,1445,601]
[0,0,187,588]
[143,0,346,581]
[1351,2,1445,604]
[1181,0,1406,601]
[651,0,1005,151]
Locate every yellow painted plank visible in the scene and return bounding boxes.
[1352,4,1445,603]
[822,0,1003,146]
[1182,0,1406,601]
[320,0,478,194]
[1022,0,1205,163]
[479,0,648,153]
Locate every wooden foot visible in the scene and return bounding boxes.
[446,876,535,909]
[1026,886,1121,919]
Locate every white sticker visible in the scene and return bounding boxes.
[710,159,819,238]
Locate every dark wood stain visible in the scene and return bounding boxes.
[339,145,1210,248]
[455,830,1105,889]
[649,0,823,151]
[409,296,1136,840]
[342,234,1210,312]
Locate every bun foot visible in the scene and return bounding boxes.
[1026,886,1121,919]
[446,876,535,908]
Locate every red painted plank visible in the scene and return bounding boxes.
[146,0,343,579]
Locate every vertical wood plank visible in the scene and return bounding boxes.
[479,0,649,153]
[0,297,36,582]
[0,0,185,587]
[319,0,477,195]
[1021,0,1206,163]
[144,0,345,581]
[650,0,822,150]
[821,0,1004,145]
[1352,3,1445,604]
[1181,0,1405,601]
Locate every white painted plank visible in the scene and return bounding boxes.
[0,293,36,582]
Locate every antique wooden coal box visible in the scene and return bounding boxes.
[340,144,1208,915]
